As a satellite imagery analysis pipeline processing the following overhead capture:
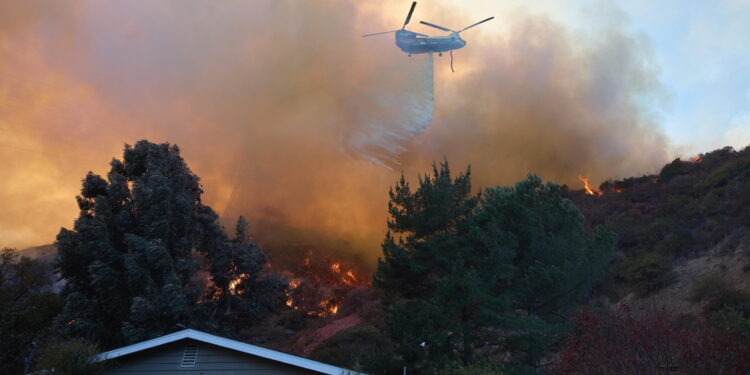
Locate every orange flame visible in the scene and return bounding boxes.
[577,175,602,196]
[312,299,339,317]
[689,155,703,163]
[228,273,249,295]
[285,277,303,309]
[328,261,360,287]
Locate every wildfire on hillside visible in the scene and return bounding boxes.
[200,253,365,319]
[577,175,603,197]
[689,155,703,163]
[277,250,369,318]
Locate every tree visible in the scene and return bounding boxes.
[374,162,614,373]
[478,176,615,366]
[202,216,287,334]
[34,338,107,375]
[0,248,62,374]
[55,140,284,348]
[375,161,498,372]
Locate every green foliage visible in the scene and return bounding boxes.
[693,157,750,192]
[434,361,508,375]
[55,140,284,348]
[703,289,750,317]
[689,273,730,302]
[34,338,106,375]
[375,162,615,373]
[617,252,673,296]
[659,158,697,182]
[0,248,62,375]
[707,308,750,341]
[689,274,750,341]
[311,325,396,372]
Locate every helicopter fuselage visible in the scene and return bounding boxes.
[395,30,466,54]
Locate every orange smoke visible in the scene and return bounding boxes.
[1,0,669,265]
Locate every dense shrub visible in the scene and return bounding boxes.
[690,273,730,302]
[34,338,107,375]
[618,252,673,296]
[311,325,397,374]
[570,146,750,296]
[554,306,750,375]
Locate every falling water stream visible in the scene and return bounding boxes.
[342,53,434,168]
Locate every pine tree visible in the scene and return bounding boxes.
[0,248,62,374]
[55,140,284,347]
[374,163,615,373]
[477,175,615,366]
[202,216,287,333]
[375,161,509,371]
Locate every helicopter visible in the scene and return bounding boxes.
[362,2,494,69]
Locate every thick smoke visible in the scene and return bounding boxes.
[0,1,669,265]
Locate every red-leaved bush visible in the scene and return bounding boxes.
[553,306,750,375]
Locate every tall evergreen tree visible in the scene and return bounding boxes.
[0,248,62,374]
[55,140,283,347]
[375,163,615,373]
[477,175,615,366]
[375,161,507,371]
[202,216,287,334]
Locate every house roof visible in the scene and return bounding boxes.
[93,329,365,375]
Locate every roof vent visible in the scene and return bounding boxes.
[181,345,199,368]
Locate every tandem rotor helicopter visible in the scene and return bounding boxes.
[362,1,494,71]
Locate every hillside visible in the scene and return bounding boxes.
[308,146,750,371]
[17,244,57,262]
[14,145,750,370]
[565,146,750,308]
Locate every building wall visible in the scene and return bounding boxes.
[104,339,324,375]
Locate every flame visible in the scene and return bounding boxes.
[345,270,356,282]
[328,261,360,287]
[312,299,339,317]
[228,273,249,295]
[284,277,304,309]
[328,304,339,315]
[689,155,703,163]
[577,175,602,196]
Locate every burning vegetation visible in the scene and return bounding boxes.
[577,175,603,196]
[271,250,369,318]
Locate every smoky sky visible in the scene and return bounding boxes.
[0,1,669,263]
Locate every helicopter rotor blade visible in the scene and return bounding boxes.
[403,2,417,29]
[458,17,494,32]
[362,30,399,37]
[419,21,455,33]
